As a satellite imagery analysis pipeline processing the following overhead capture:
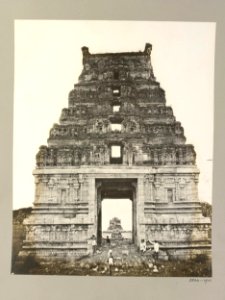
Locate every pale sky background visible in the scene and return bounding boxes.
[102,199,132,231]
[14,20,215,223]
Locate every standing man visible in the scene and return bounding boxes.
[108,252,114,275]
[91,235,97,254]
[149,240,160,261]
[106,235,111,245]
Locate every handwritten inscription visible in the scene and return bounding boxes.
[189,278,211,284]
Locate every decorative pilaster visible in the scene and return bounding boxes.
[154,178,161,202]
[78,174,84,201]
[193,174,199,201]
[144,174,154,202]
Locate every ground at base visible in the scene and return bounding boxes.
[12,243,212,277]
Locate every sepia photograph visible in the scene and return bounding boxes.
[12,20,215,277]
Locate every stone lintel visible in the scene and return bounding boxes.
[33,166,199,175]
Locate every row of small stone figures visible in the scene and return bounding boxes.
[79,69,149,82]
[50,126,84,137]
[36,146,115,166]
[68,90,171,115]
[69,84,164,100]
[147,106,173,115]
[25,225,87,241]
[60,107,87,118]
[145,124,183,135]
[64,101,172,118]
[49,123,138,137]
[49,123,184,138]
[36,147,90,166]
[144,148,196,165]
[36,146,195,166]
[36,148,122,166]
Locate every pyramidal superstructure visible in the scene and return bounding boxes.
[21,44,211,260]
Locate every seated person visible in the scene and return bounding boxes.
[140,239,147,253]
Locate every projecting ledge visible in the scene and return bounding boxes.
[33,165,199,175]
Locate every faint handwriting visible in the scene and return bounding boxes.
[189,278,211,284]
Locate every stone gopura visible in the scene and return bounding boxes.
[22,43,211,260]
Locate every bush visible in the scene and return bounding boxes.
[193,254,208,264]
[16,254,40,274]
[200,202,212,218]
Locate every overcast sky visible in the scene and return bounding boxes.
[13,21,215,217]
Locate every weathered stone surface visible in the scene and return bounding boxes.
[21,44,211,260]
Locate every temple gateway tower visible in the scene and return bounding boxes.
[22,44,211,259]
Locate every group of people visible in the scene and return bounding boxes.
[90,234,111,254]
[90,234,160,275]
[91,234,160,258]
[106,240,160,276]
[140,239,160,260]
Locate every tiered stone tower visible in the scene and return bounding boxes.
[22,44,211,259]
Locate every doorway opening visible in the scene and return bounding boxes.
[110,145,122,164]
[112,104,121,113]
[101,199,132,244]
[96,179,137,246]
[112,86,121,97]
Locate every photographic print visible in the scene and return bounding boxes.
[12,20,215,277]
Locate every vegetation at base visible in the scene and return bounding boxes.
[11,207,212,277]
[13,254,41,274]
[12,253,211,277]
[12,207,32,270]
[13,207,32,224]
[200,202,212,219]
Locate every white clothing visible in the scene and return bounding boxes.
[140,241,146,251]
[92,239,97,246]
[154,242,159,252]
[109,257,113,265]
[107,249,112,258]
